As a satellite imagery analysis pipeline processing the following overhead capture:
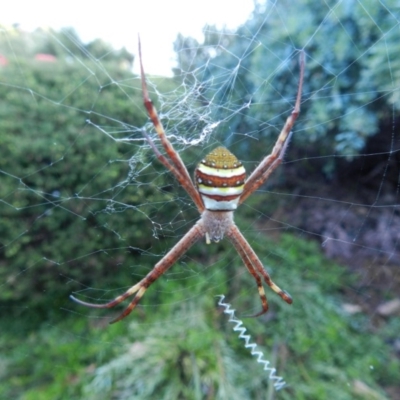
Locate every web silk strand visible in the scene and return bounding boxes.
[217,295,287,391]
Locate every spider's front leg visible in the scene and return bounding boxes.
[240,51,305,205]
[71,222,204,323]
[138,37,205,213]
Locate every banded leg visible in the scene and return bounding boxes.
[139,38,205,213]
[228,237,269,316]
[240,51,305,205]
[71,222,205,323]
[226,224,292,306]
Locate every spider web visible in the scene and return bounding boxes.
[1,1,400,398]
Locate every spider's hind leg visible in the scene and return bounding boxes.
[258,269,293,305]
[70,223,205,323]
[247,272,270,318]
[226,224,293,314]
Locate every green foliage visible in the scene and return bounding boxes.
[174,0,400,164]
[0,27,180,315]
[0,21,398,400]
[2,234,396,399]
[79,234,399,399]
[0,316,130,400]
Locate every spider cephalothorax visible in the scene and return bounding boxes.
[71,38,305,323]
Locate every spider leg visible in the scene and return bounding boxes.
[227,224,292,307]
[240,51,305,205]
[71,222,205,323]
[138,37,205,213]
[230,242,269,317]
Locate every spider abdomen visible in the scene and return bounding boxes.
[195,147,246,211]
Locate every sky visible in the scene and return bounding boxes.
[2,0,257,76]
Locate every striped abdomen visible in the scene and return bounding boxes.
[195,147,246,211]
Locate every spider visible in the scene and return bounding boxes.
[71,40,305,324]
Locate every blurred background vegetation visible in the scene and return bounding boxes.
[1,1,400,399]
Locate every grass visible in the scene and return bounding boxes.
[0,231,398,399]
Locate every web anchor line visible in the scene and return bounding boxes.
[217,295,287,391]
